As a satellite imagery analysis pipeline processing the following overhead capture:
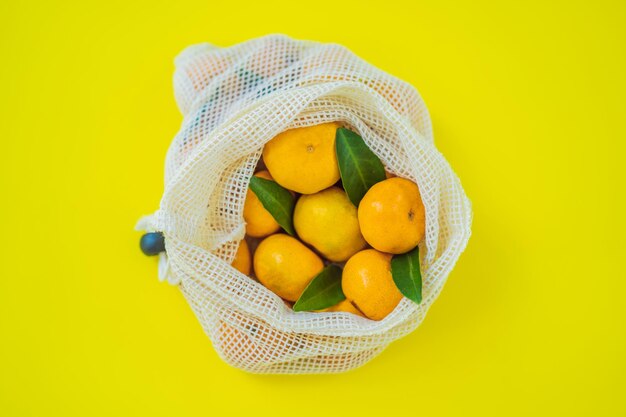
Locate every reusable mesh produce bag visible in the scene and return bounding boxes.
[136,35,472,374]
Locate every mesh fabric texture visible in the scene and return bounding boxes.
[138,35,472,374]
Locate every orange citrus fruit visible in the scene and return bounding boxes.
[231,239,251,275]
[321,299,366,317]
[358,177,425,254]
[243,170,281,237]
[293,187,366,262]
[262,122,341,194]
[342,249,403,320]
[253,234,324,301]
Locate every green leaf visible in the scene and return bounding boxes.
[335,127,386,206]
[391,246,423,304]
[293,265,345,312]
[248,176,296,236]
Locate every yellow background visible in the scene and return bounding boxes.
[1,0,625,415]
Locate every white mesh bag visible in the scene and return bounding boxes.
[136,35,472,374]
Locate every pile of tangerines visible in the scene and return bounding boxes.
[231,122,425,320]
